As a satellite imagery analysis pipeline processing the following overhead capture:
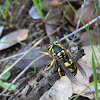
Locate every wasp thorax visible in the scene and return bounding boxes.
[48,43,67,60]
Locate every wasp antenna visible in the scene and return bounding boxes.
[56,36,62,45]
[50,42,52,44]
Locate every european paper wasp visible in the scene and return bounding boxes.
[40,43,86,83]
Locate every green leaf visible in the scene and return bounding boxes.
[32,0,44,20]
[1,82,16,91]
[92,53,98,100]
[1,65,11,80]
[0,80,3,84]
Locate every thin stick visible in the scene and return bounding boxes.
[76,0,86,30]
[0,52,26,62]
[0,26,61,63]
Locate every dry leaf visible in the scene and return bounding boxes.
[29,6,41,19]
[45,8,63,25]
[74,3,100,28]
[79,29,100,46]
[0,29,29,50]
[79,45,100,68]
[63,5,75,26]
[45,24,57,43]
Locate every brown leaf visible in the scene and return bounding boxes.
[63,5,75,26]
[79,29,100,46]
[0,29,29,50]
[45,8,63,25]
[74,3,100,28]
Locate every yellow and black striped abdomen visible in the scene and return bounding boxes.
[64,58,77,76]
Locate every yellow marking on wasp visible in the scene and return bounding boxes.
[57,52,61,57]
[66,49,72,57]
[61,50,64,53]
[74,65,77,70]
[49,45,53,52]
[64,59,73,67]
[68,68,74,72]
[58,67,62,78]
[44,59,56,71]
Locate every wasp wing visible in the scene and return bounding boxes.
[55,56,79,84]
[65,50,87,77]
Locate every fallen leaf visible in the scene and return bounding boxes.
[0,29,29,50]
[45,8,63,25]
[79,45,100,68]
[74,3,100,28]
[63,5,75,26]
[45,24,57,42]
[79,29,100,46]
[29,6,41,19]
[13,46,51,70]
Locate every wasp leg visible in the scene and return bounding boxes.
[66,49,72,57]
[44,59,56,71]
[58,67,62,78]
[39,51,52,58]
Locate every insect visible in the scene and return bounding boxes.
[40,43,86,83]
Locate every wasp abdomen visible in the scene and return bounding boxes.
[64,59,77,76]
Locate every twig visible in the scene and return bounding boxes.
[0,26,61,63]
[0,52,26,62]
[76,0,86,30]
[83,86,100,94]
[72,0,86,42]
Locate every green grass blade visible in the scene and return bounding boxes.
[87,26,100,68]
[99,0,100,8]
[0,6,6,20]
[5,0,10,19]
[32,0,44,20]
[92,53,98,100]
[0,0,10,20]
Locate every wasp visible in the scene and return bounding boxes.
[39,43,86,83]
